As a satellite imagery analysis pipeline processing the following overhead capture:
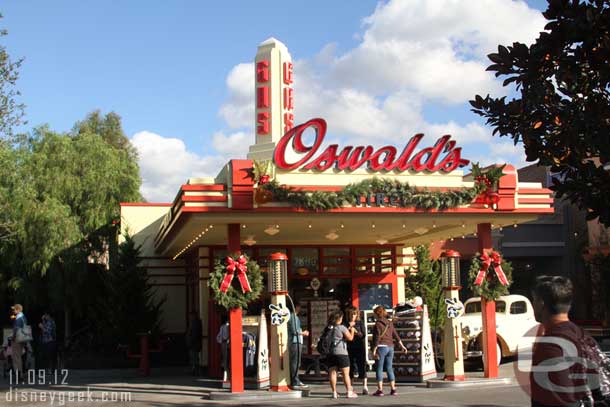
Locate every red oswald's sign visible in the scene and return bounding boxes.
[273,118,470,173]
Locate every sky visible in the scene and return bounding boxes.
[2,0,550,202]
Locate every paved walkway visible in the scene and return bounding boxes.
[0,362,529,406]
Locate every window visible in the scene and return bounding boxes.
[291,248,319,276]
[322,247,351,275]
[465,302,481,314]
[465,301,506,313]
[510,301,528,315]
[358,283,392,310]
[355,247,394,274]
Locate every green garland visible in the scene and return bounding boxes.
[467,252,513,301]
[208,254,264,310]
[259,164,503,211]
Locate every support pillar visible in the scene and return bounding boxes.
[227,223,244,393]
[477,223,499,378]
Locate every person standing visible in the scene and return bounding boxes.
[344,306,368,395]
[38,313,57,374]
[529,275,600,407]
[371,305,407,396]
[11,304,28,380]
[187,311,203,375]
[326,310,358,399]
[287,302,309,389]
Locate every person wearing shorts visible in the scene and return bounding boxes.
[326,310,358,399]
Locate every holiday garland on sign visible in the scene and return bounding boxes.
[255,162,505,211]
[467,250,513,301]
[209,254,263,310]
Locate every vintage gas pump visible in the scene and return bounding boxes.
[441,250,465,381]
[268,252,291,391]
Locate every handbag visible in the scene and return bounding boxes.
[15,325,33,343]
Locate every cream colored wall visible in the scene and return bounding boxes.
[120,205,187,334]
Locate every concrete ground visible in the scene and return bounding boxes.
[0,362,530,407]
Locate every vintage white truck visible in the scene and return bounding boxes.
[459,294,540,365]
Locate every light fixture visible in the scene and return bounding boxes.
[402,222,406,229]
[325,230,339,241]
[574,232,579,237]
[432,222,437,229]
[243,235,257,246]
[209,224,214,229]
[242,224,247,229]
[513,222,518,228]
[275,224,280,229]
[308,221,312,229]
[372,222,376,229]
[462,235,465,239]
[264,225,280,236]
[414,227,429,235]
[376,238,388,245]
[450,237,454,242]
[461,222,466,228]
[499,226,503,231]
[340,222,345,229]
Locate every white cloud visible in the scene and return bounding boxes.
[132,131,226,202]
[137,0,546,201]
[211,131,251,158]
[219,63,254,128]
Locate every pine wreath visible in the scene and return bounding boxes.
[467,251,513,301]
[209,254,264,310]
[259,164,504,212]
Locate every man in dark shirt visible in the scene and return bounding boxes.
[530,276,589,407]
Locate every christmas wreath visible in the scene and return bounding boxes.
[208,253,264,310]
[258,163,505,211]
[467,250,513,301]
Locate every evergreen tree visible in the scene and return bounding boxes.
[404,245,444,329]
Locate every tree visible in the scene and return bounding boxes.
[470,0,610,225]
[99,234,165,347]
[0,12,25,139]
[405,245,444,329]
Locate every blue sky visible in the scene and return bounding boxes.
[3,0,549,201]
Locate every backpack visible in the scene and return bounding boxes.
[317,326,336,356]
[579,331,610,406]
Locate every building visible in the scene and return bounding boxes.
[119,39,554,376]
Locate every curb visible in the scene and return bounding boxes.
[427,377,514,388]
[209,390,302,400]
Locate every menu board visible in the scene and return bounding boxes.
[299,298,341,354]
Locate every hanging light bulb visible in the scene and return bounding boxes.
[308,222,312,229]
[372,222,376,229]
[461,222,466,228]
[242,224,247,229]
[432,221,437,229]
[340,222,345,229]
[402,222,406,229]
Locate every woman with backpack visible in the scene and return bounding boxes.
[323,310,358,399]
[371,305,407,396]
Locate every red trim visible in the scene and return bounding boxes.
[518,197,554,204]
[120,202,172,207]
[178,206,553,214]
[182,195,228,203]
[269,252,288,261]
[441,250,461,258]
[181,184,227,192]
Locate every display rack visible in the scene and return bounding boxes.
[363,305,437,382]
[299,298,341,354]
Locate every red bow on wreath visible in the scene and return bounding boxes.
[219,255,252,294]
[474,250,509,286]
